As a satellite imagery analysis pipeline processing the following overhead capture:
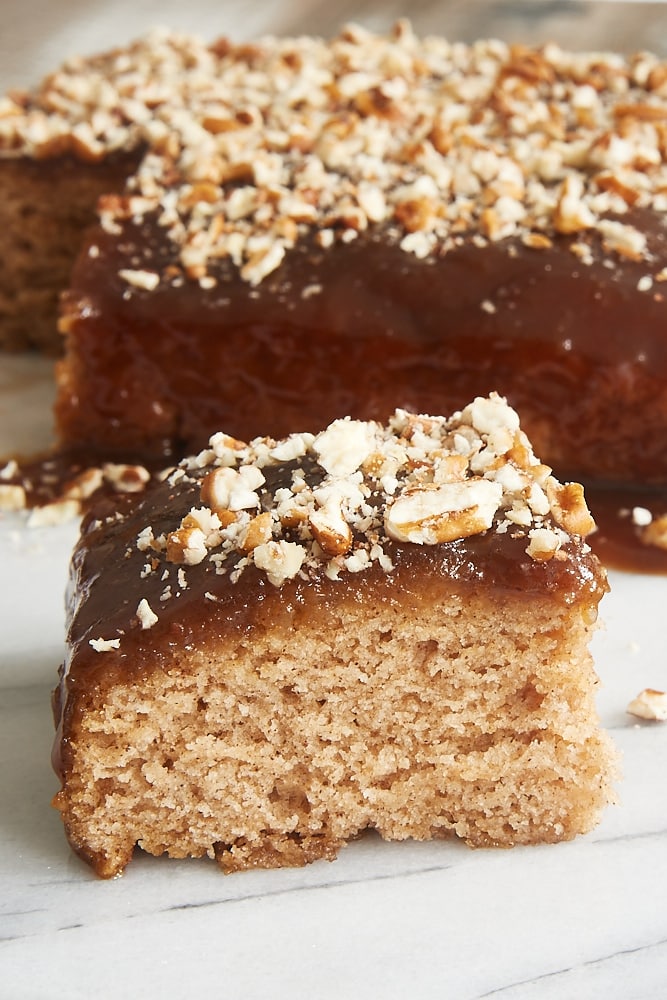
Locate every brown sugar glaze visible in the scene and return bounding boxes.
[55,206,667,571]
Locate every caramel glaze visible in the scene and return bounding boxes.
[53,205,667,571]
[57,206,667,485]
[53,459,606,782]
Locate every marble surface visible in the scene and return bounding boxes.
[2,3,667,997]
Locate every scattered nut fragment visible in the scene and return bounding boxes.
[385,479,502,544]
[253,540,307,586]
[546,480,596,537]
[553,175,595,234]
[0,483,27,511]
[240,512,273,552]
[89,637,121,652]
[118,268,160,291]
[200,466,264,512]
[314,418,378,477]
[136,598,159,630]
[627,689,667,721]
[166,525,208,565]
[309,498,353,555]
[526,526,563,561]
[103,463,151,493]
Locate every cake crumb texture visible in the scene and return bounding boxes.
[55,586,616,878]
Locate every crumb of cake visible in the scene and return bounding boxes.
[627,688,667,721]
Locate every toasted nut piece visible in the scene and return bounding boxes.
[385,479,502,544]
[253,540,306,586]
[546,480,596,537]
[89,637,121,653]
[627,688,667,721]
[309,499,353,556]
[314,418,378,476]
[433,453,468,484]
[200,466,264,511]
[103,463,151,493]
[166,526,208,565]
[240,512,273,552]
[526,526,563,561]
[63,468,104,501]
[553,175,595,234]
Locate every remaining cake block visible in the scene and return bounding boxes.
[0,151,141,353]
[52,394,617,877]
[3,27,667,485]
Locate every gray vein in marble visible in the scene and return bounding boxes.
[476,935,667,998]
[162,860,457,914]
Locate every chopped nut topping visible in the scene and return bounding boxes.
[131,394,594,594]
[63,468,104,501]
[240,511,273,553]
[4,25,667,284]
[253,540,307,586]
[545,480,596,537]
[526,526,565,562]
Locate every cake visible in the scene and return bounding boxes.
[2,24,667,495]
[52,394,617,877]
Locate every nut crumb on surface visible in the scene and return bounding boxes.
[627,688,667,721]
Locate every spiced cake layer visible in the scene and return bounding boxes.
[53,395,617,877]
[2,25,667,488]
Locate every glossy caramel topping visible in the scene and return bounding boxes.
[58,206,667,486]
[62,398,602,661]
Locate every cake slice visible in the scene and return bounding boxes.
[52,395,617,877]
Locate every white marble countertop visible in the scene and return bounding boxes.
[2,4,667,997]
